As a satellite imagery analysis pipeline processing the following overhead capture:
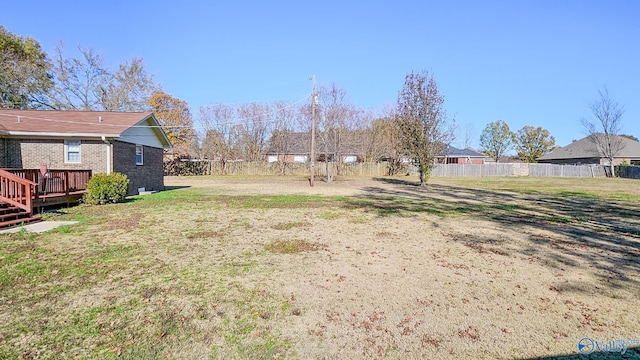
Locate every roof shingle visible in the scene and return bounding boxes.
[538,135,640,160]
[0,110,154,137]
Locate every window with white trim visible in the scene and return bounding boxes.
[136,145,144,165]
[64,140,81,163]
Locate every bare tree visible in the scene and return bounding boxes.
[48,44,108,110]
[315,84,359,182]
[237,102,270,161]
[268,100,298,175]
[358,105,406,174]
[358,110,382,162]
[581,86,625,176]
[101,58,158,111]
[458,122,476,149]
[199,104,240,174]
[48,43,158,111]
[396,71,455,186]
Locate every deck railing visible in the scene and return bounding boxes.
[3,169,92,198]
[0,169,36,213]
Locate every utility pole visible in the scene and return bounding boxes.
[310,75,317,187]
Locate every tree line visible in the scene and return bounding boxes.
[3,25,633,184]
[1,25,196,154]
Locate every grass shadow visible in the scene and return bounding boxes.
[353,179,640,295]
[163,185,191,191]
[372,177,421,187]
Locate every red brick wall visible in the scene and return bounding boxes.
[445,157,485,164]
[0,137,165,196]
[113,140,164,195]
[1,137,108,172]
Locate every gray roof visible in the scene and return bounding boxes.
[538,135,640,160]
[444,146,486,158]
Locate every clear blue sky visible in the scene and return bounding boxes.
[2,0,638,148]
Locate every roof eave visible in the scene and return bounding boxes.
[134,113,172,148]
[3,131,121,138]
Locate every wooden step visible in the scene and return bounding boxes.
[0,212,21,222]
[0,199,41,229]
[0,214,42,229]
[0,207,21,219]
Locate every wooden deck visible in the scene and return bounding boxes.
[1,169,92,212]
[33,190,86,208]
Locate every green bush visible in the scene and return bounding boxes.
[83,172,130,205]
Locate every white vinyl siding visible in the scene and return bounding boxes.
[136,145,144,165]
[120,123,165,148]
[64,140,81,163]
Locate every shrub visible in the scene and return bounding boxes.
[83,172,130,205]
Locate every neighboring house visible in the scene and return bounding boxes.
[264,132,362,164]
[537,135,640,165]
[0,110,171,195]
[264,132,309,163]
[438,146,487,164]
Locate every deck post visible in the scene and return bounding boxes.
[64,171,70,196]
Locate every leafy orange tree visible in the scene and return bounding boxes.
[147,90,195,157]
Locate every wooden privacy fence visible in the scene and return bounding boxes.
[429,163,606,178]
[617,166,640,179]
[165,160,610,178]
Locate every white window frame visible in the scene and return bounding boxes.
[64,140,81,163]
[135,145,144,165]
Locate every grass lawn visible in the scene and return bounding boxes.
[0,176,639,359]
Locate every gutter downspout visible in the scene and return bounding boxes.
[102,136,111,175]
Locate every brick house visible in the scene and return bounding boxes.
[538,135,640,165]
[437,146,487,164]
[0,110,171,195]
[264,132,362,164]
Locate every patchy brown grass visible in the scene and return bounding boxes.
[271,221,308,230]
[0,175,638,359]
[264,239,326,254]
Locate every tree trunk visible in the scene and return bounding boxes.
[221,159,227,175]
[419,169,426,186]
[610,162,615,178]
[336,157,344,176]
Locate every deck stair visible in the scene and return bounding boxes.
[0,168,91,230]
[0,168,39,230]
[0,202,42,229]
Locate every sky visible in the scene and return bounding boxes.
[1,0,638,148]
